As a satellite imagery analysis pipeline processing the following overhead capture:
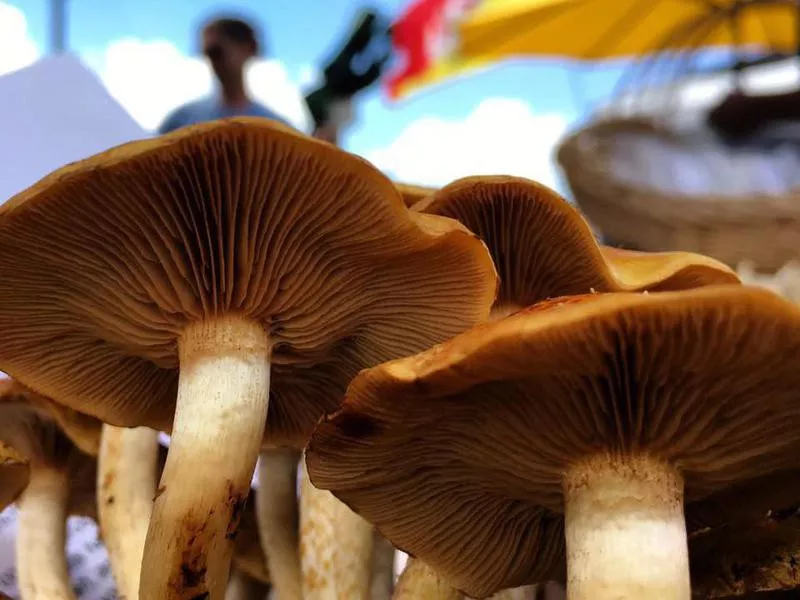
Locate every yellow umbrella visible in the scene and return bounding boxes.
[458,0,799,62]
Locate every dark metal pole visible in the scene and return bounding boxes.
[50,0,67,54]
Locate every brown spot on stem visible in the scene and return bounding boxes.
[169,516,210,596]
[225,480,247,541]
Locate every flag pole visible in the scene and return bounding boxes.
[50,0,67,54]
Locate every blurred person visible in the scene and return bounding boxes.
[158,15,289,134]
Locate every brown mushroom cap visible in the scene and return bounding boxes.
[0,118,497,447]
[414,176,740,313]
[395,182,436,207]
[0,378,97,516]
[307,285,800,596]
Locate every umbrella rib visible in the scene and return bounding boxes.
[612,10,728,102]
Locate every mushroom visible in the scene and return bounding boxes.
[0,379,99,600]
[413,176,740,319]
[306,286,800,599]
[96,425,160,600]
[395,182,436,207]
[0,118,497,598]
[389,174,741,594]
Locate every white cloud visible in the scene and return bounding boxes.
[365,98,569,190]
[0,2,311,132]
[0,2,38,76]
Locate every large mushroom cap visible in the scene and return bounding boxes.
[307,285,800,596]
[0,117,497,446]
[414,176,739,313]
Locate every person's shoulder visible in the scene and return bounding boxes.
[158,98,212,134]
[251,103,292,126]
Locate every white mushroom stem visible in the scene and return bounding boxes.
[563,454,690,600]
[370,533,396,600]
[140,318,271,600]
[300,466,375,599]
[16,466,74,600]
[393,559,463,600]
[255,447,302,600]
[332,496,375,598]
[97,425,159,600]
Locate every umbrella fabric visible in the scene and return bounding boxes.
[458,0,799,62]
[384,0,487,100]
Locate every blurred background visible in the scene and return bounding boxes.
[7,0,797,197]
[3,1,800,598]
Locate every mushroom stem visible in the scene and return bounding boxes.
[140,317,271,600]
[563,454,689,600]
[393,559,463,600]
[97,425,159,600]
[370,533,396,600]
[16,466,74,600]
[300,466,375,599]
[255,447,302,600]
[332,496,375,598]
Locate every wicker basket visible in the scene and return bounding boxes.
[556,117,800,271]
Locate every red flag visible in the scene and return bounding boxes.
[385,0,482,100]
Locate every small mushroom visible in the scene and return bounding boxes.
[0,379,99,600]
[96,425,160,600]
[307,286,800,599]
[0,118,497,597]
[414,176,740,318]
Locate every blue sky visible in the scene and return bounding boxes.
[6,0,632,183]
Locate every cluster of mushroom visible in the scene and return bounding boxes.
[0,117,796,600]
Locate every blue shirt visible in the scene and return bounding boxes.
[158,97,290,134]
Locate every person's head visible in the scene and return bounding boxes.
[201,16,260,85]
